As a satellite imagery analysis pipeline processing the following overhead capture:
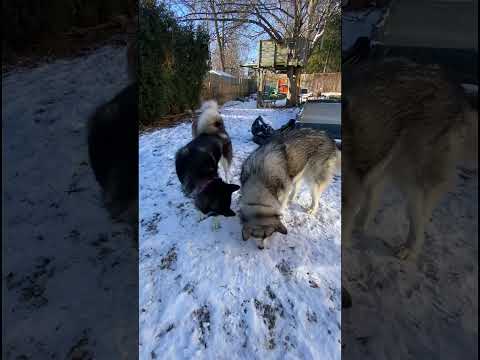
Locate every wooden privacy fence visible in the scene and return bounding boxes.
[199,71,341,104]
[301,72,341,94]
[200,71,254,104]
[264,72,341,95]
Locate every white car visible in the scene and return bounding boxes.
[299,89,313,103]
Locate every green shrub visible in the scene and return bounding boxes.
[305,11,341,73]
[139,4,210,125]
[2,0,133,54]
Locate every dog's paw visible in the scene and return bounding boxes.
[256,239,267,250]
[394,245,413,260]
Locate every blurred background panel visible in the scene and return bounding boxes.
[342,0,478,359]
[2,1,138,359]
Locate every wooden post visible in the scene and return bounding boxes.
[273,42,277,68]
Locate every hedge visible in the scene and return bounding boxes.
[2,0,135,54]
[139,4,210,125]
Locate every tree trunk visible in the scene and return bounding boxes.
[286,66,301,107]
[323,43,331,72]
[209,0,225,71]
[306,0,319,55]
[257,70,265,108]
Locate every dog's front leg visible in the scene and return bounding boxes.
[220,157,230,183]
[256,238,267,250]
[279,188,292,211]
[289,181,301,204]
[223,165,230,183]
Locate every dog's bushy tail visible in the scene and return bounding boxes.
[200,100,219,113]
[196,100,222,137]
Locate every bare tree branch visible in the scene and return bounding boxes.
[169,0,340,104]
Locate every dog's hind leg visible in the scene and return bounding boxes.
[356,178,386,232]
[396,185,426,261]
[424,181,450,221]
[342,169,365,246]
[396,144,456,261]
[308,180,329,215]
[401,179,450,260]
[307,161,335,215]
[343,196,363,246]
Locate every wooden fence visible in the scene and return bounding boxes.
[301,72,341,94]
[199,71,341,104]
[264,72,341,94]
[200,72,254,104]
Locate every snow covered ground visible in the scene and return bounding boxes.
[139,100,342,359]
[3,46,137,359]
[343,167,478,359]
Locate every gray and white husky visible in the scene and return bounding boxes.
[342,58,478,261]
[239,128,341,249]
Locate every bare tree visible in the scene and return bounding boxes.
[173,0,250,73]
[177,0,340,106]
[209,0,226,70]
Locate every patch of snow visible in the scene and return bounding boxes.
[209,70,236,78]
[343,169,478,358]
[3,46,137,358]
[139,101,341,359]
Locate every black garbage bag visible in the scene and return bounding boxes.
[251,116,274,145]
[251,116,296,145]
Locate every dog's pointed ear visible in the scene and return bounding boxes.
[242,226,251,241]
[228,184,240,192]
[224,208,236,217]
[276,221,288,235]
